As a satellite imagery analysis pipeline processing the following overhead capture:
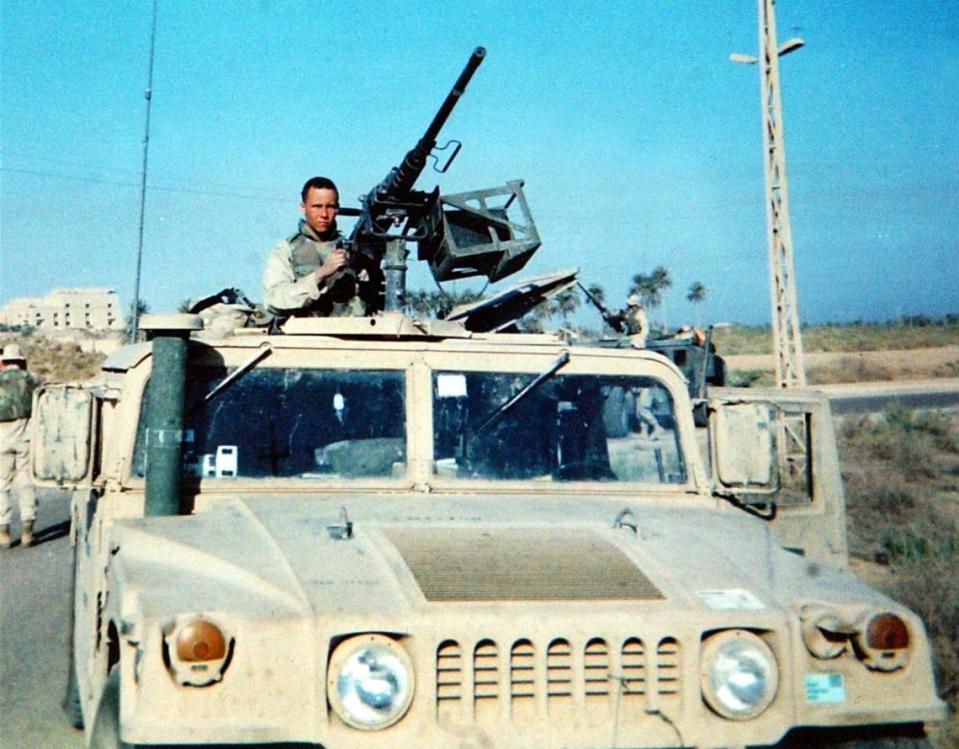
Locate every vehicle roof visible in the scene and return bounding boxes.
[102,315,688,377]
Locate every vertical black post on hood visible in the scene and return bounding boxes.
[139,314,203,517]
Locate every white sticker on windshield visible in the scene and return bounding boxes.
[696,588,765,611]
[215,445,238,478]
[436,373,467,398]
[805,673,845,704]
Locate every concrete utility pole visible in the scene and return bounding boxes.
[731,0,807,388]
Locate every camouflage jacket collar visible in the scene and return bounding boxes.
[294,219,341,244]
[0,367,33,385]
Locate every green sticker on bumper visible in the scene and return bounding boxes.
[805,673,845,704]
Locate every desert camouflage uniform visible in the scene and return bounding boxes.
[262,220,369,318]
[626,305,649,347]
[0,368,37,526]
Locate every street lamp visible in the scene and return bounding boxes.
[730,37,804,65]
[731,0,807,390]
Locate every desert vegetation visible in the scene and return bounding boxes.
[719,317,959,387]
[713,318,959,355]
[838,407,959,747]
[0,333,106,382]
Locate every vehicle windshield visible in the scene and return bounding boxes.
[432,371,686,483]
[133,368,406,479]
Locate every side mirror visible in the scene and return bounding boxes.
[712,401,779,492]
[31,384,94,484]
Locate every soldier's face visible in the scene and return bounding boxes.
[301,187,339,235]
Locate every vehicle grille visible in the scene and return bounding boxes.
[435,635,682,725]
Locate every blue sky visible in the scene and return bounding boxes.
[2,0,957,326]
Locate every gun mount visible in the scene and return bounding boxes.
[345,47,540,312]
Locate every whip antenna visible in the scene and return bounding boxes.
[131,0,158,341]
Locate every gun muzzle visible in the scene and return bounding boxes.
[386,47,487,196]
[424,46,485,146]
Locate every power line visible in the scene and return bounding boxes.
[0,166,287,203]
[1,148,295,197]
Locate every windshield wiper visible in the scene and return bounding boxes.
[473,350,570,437]
[188,341,273,415]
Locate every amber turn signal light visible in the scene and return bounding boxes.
[175,618,228,662]
[866,612,910,650]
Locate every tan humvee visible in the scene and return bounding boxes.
[33,314,945,748]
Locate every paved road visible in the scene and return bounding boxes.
[0,489,85,749]
[819,378,959,414]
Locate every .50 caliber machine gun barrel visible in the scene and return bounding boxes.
[381,46,486,196]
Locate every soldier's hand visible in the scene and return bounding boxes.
[316,248,349,283]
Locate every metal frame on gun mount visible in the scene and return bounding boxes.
[419,180,540,284]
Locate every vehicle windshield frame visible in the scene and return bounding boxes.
[130,357,411,486]
[120,342,704,494]
[423,348,702,493]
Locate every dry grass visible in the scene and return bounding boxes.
[713,322,959,356]
[806,356,895,385]
[719,322,959,385]
[838,409,959,746]
[0,333,105,383]
[726,369,775,388]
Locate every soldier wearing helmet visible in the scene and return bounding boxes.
[0,343,38,548]
[624,294,649,347]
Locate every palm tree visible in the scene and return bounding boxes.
[547,286,581,337]
[405,289,433,317]
[687,281,706,327]
[582,283,614,334]
[629,273,660,310]
[585,283,606,306]
[629,265,672,333]
[525,299,551,332]
[686,282,706,304]
[406,287,482,319]
[651,265,672,329]
[549,287,580,323]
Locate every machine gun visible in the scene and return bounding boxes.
[577,282,627,334]
[340,47,541,312]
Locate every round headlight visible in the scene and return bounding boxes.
[328,634,414,730]
[701,630,778,720]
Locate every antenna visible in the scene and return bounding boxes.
[130,0,158,342]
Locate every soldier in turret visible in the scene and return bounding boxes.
[0,344,38,548]
[623,294,649,347]
[262,177,378,319]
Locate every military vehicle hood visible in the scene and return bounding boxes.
[108,494,890,626]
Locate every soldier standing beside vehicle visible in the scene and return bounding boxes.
[262,176,379,319]
[0,344,38,548]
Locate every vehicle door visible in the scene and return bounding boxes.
[707,387,847,567]
[31,382,106,726]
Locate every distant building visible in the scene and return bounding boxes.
[0,288,122,331]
